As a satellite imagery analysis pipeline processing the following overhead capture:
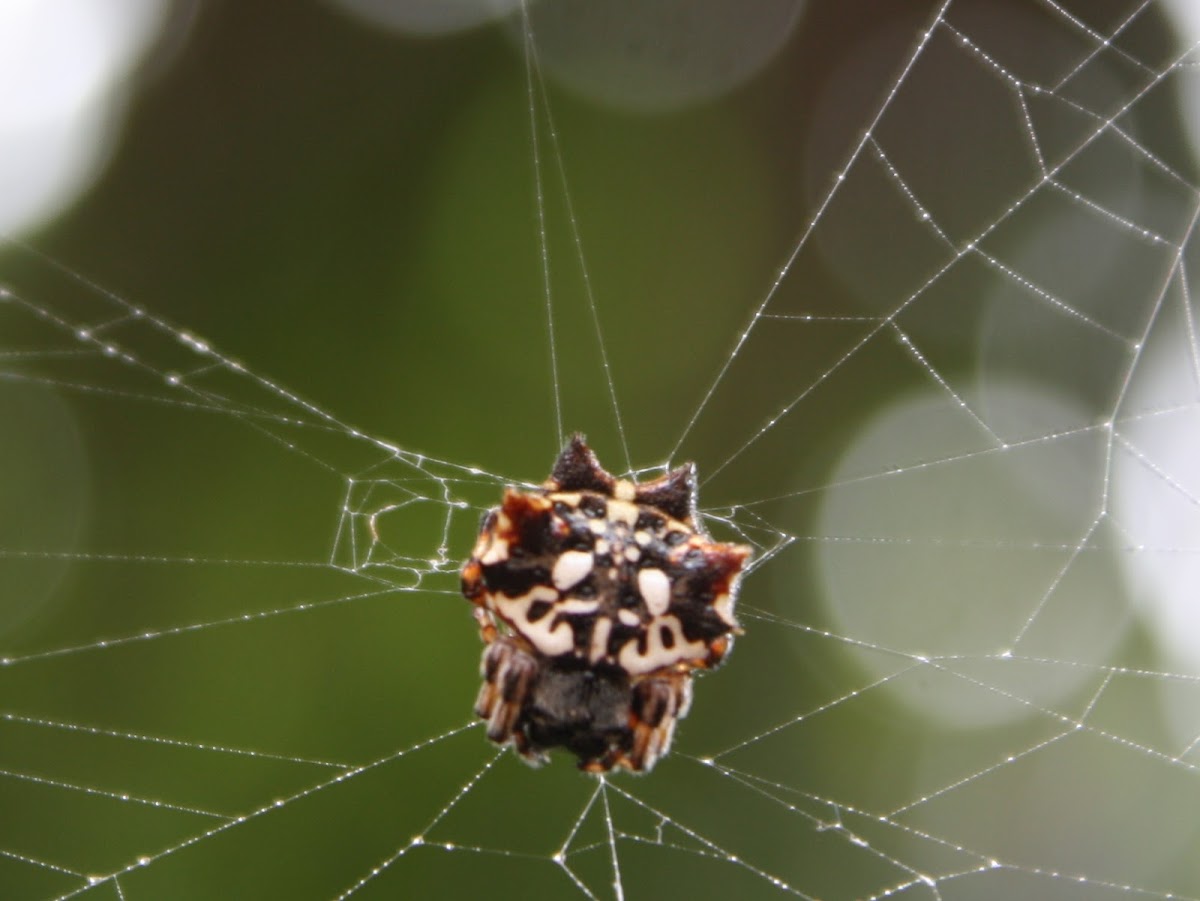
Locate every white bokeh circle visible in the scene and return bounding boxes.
[0,0,172,235]
[811,380,1130,728]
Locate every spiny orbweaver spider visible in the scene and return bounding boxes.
[461,435,751,773]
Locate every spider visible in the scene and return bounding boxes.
[461,435,751,773]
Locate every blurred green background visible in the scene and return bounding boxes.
[2,1,1199,899]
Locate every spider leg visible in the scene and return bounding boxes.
[474,635,541,758]
[473,605,498,644]
[624,671,693,773]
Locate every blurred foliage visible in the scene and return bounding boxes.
[1,1,1195,899]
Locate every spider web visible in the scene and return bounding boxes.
[2,1,1200,898]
